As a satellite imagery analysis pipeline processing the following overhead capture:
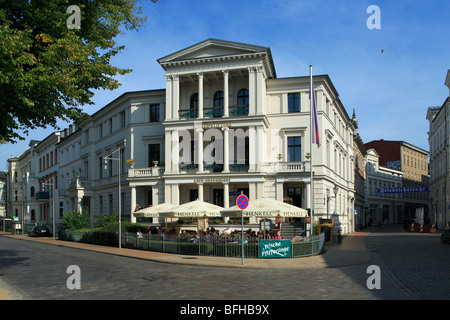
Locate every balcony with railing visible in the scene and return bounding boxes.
[127,161,310,178]
[178,105,249,120]
[128,166,165,178]
[68,177,93,190]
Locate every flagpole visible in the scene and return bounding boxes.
[309,65,314,249]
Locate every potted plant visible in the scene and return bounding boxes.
[127,159,135,168]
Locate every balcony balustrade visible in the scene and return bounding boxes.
[127,161,310,178]
[178,105,249,120]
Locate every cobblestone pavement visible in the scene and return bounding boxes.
[364,225,450,300]
[0,226,447,301]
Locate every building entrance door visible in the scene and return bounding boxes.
[287,187,303,222]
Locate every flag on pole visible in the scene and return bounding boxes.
[310,70,321,147]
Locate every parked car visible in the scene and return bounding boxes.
[441,229,450,243]
[29,226,51,237]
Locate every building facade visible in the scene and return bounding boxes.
[5,39,359,235]
[426,69,450,229]
[6,140,41,231]
[56,125,83,215]
[352,113,367,229]
[128,39,358,234]
[365,149,404,225]
[364,139,430,221]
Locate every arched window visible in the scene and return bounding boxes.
[213,91,224,117]
[237,89,249,106]
[30,186,35,198]
[213,91,224,107]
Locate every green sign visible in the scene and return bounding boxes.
[259,240,291,258]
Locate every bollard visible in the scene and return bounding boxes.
[420,224,423,233]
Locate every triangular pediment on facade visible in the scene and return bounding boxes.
[158,38,276,78]
[366,148,379,158]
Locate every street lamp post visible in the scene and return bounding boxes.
[326,185,339,219]
[104,139,126,249]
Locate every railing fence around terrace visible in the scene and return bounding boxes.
[60,230,325,259]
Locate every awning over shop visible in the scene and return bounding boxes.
[133,203,177,218]
[159,199,224,218]
[221,197,308,218]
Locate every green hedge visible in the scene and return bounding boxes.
[59,230,325,257]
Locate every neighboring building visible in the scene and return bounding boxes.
[34,131,63,234]
[56,125,83,215]
[365,148,404,225]
[426,69,450,229]
[6,140,41,231]
[79,89,166,226]
[352,110,367,229]
[364,139,430,220]
[0,171,6,221]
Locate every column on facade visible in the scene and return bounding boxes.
[222,126,230,173]
[198,181,204,202]
[305,182,311,209]
[249,182,256,202]
[255,66,264,115]
[256,126,263,172]
[172,75,179,120]
[276,180,284,201]
[248,67,256,115]
[198,72,204,118]
[171,129,179,174]
[165,75,172,120]
[171,184,179,205]
[164,183,171,204]
[223,181,229,208]
[76,196,83,213]
[248,126,256,172]
[130,186,136,223]
[151,185,159,207]
[164,130,172,174]
[223,70,229,117]
[196,128,204,173]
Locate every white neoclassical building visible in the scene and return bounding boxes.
[16,39,358,234]
[124,39,357,234]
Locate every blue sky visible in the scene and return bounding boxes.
[2,0,450,171]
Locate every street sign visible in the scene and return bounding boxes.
[229,191,242,196]
[377,186,429,194]
[236,194,249,210]
[259,240,292,258]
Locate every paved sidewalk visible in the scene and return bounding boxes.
[0,231,372,269]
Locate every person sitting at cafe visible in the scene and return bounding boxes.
[223,226,232,236]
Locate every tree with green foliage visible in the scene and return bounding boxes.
[62,209,90,230]
[0,0,157,143]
